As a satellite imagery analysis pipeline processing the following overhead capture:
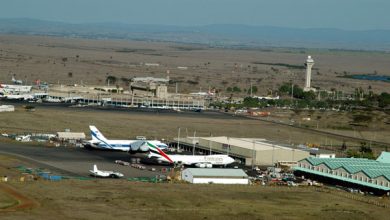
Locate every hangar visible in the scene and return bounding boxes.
[56,132,86,141]
[177,136,309,166]
[181,168,249,184]
[294,152,390,193]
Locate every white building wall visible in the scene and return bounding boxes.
[192,178,249,185]
[316,153,336,158]
[181,169,249,184]
[0,105,15,112]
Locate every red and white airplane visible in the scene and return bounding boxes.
[146,142,235,168]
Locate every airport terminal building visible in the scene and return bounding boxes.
[294,152,390,194]
[177,136,309,166]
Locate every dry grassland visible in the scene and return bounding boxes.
[1,35,390,95]
[0,193,16,210]
[2,105,389,150]
[1,34,390,152]
[1,177,390,219]
[0,106,358,149]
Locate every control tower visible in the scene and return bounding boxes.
[304,55,315,91]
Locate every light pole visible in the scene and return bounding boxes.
[177,127,181,151]
[250,80,253,97]
[291,82,294,99]
[209,133,212,155]
[252,141,255,170]
[272,144,275,175]
[227,137,230,155]
[192,130,196,155]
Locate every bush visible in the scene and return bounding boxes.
[232,86,241,93]
[186,80,199,85]
[352,115,372,123]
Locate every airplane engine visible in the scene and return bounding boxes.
[139,144,149,152]
[195,163,206,168]
[130,141,147,152]
[206,164,213,168]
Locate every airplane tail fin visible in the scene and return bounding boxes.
[93,164,98,172]
[146,142,173,163]
[89,125,107,141]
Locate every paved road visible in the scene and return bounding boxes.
[244,115,390,147]
[0,142,166,178]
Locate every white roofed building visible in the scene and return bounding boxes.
[56,132,86,141]
[181,168,249,184]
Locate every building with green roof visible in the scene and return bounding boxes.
[293,152,390,193]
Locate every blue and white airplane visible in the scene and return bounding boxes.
[84,125,168,152]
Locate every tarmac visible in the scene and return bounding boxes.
[0,141,166,178]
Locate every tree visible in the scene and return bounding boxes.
[221,81,229,86]
[186,80,199,85]
[278,83,291,95]
[352,114,372,124]
[302,91,316,100]
[243,97,258,107]
[378,92,390,108]
[292,86,304,99]
[106,75,117,85]
[232,86,241,93]
[247,85,258,95]
[62,57,68,66]
[341,141,347,151]
[346,143,375,159]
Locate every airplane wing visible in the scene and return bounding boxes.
[147,152,162,159]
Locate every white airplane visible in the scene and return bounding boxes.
[12,76,23,85]
[4,94,35,101]
[15,134,31,142]
[84,125,168,152]
[0,84,32,94]
[44,96,63,103]
[146,142,235,168]
[89,164,124,178]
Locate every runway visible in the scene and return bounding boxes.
[0,141,165,178]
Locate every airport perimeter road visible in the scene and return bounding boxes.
[241,115,390,147]
[0,142,161,178]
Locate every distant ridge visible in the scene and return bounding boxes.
[1,18,390,51]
